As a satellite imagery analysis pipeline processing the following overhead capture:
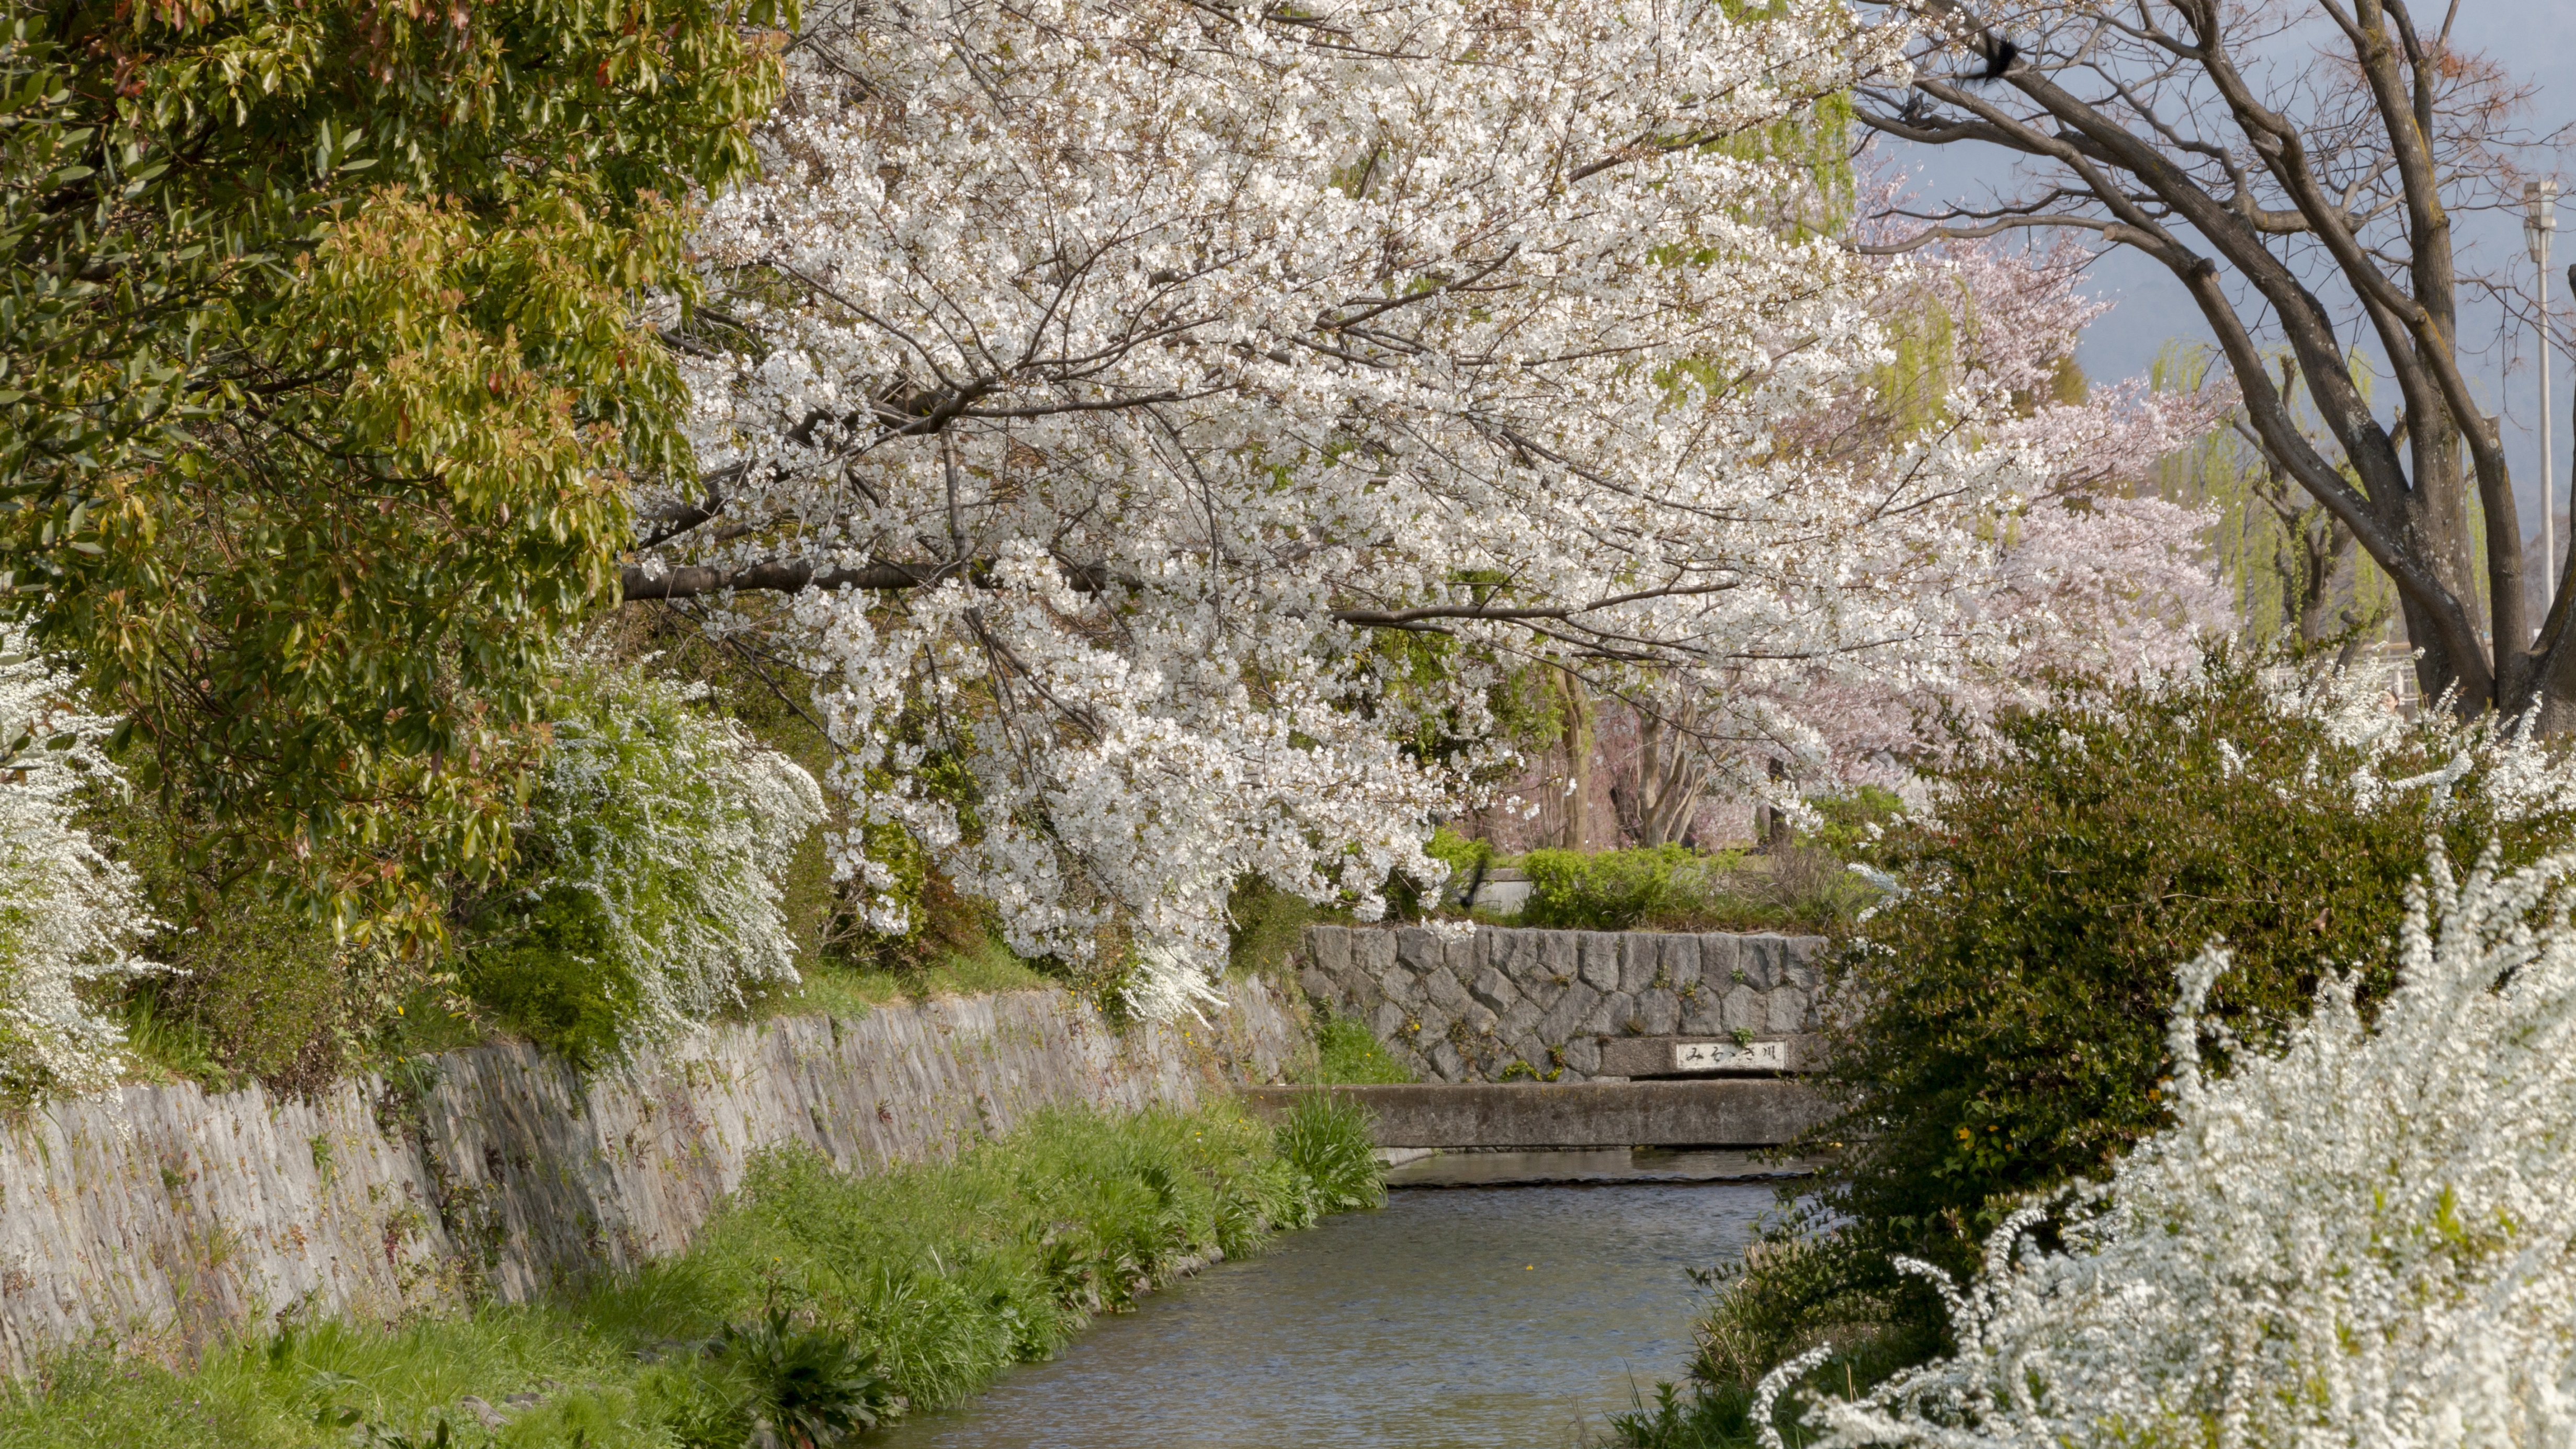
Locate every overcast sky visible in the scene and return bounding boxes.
[1880,0,2576,544]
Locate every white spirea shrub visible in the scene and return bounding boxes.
[519,665,823,1033]
[1771,837,2576,1448]
[0,628,155,1098]
[2265,658,2576,826]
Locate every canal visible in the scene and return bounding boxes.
[879,1180,1773,1448]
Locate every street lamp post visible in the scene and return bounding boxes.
[2530,179,2560,620]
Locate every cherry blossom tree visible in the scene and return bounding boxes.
[1551,239,2232,840]
[1745,237,2231,790]
[634,0,2091,1011]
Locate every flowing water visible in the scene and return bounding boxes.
[878,1181,1773,1449]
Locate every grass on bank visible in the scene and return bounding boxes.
[1304,1013,1417,1084]
[0,1096,1381,1449]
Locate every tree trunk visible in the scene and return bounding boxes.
[1631,706,1709,847]
[1758,757,1791,853]
[1546,672,1595,851]
[1855,1,2530,718]
[2295,516,2357,645]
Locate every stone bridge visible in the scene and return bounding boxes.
[1279,923,1838,1158]
[1293,923,1831,1083]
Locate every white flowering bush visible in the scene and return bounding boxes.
[1649,652,2576,1434]
[464,661,823,1059]
[0,627,156,1099]
[1770,835,2576,1448]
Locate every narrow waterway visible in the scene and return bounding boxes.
[879,1181,1773,1449]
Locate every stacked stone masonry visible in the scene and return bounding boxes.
[1295,925,1828,1082]
[0,982,1304,1376]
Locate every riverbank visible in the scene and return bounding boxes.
[0,983,1306,1373]
[0,1097,1380,1448]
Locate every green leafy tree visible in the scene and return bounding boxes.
[0,0,788,938]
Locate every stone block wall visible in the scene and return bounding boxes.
[0,981,1304,1376]
[1295,925,1828,1081]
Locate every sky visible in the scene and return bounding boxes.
[1882,0,2576,549]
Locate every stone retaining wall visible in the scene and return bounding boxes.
[1295,925,1828,1081]
[0,982,1305,1376]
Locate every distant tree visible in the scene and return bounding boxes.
[1578,238,2232,839]
[1853,0,2562,721]
[2154,349,2404,655]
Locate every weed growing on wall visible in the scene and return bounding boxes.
[1308,1014,1419,1085]
[0,1100,1379,1446]
[1227,876,1337,980]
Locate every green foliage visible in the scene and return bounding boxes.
[1424,826,1496,878]
[1224,877,1329,980]
[1609,1330,1919,1449]
[1794,786,1903,858]
[115,993,220,1086]
[777,939,1054,1020]
[630,1102,1372,1407]
[0,1100,1380,1446]
[2150,344,2399,644]
[1443,837,1873,934]
[1710,84,1855,235]
[710,1305,893,1445]
[132,902,348,1087]
[583,604,849,961]
[1520,843,1706,929]
[1702,650,2576,1391]
[0,0,792,939]
[329,1411,456,1449]
[573,604,1008,992]
[1309,1013,1417,1084]
[84,767,420,1092]
[845,861,1000,978]
[1360,630,1573,779]
[1270,1092,1388,1215]
[456,885,637,1070]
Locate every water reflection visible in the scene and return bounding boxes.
[877,1182,1772,1449]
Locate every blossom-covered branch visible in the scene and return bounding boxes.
[650,0,2089,1011]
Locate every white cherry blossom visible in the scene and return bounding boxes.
[645,0,2079,1009]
